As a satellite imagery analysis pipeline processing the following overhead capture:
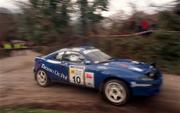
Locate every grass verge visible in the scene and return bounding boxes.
[0,108,69,113]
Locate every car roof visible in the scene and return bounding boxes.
[59,46,96,53]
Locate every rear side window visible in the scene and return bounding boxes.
[44,51,64,60]
[61,51,85,63]
[56,52,64,61]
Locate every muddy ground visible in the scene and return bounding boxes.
[0,51,180,113]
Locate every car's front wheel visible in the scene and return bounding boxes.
[103,79,130,105]
[35,69,51,87]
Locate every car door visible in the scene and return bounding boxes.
[61,51,96,88]
[61,51,86,86]
[43,51,68,82]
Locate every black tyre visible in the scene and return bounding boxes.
[35,69,51,87]
[102,79,130,106]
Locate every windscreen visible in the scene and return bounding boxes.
[83,49,111,63]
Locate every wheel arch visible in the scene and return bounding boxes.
[99,76,132,94]
[34,68,51,81]
[35,68,52,87]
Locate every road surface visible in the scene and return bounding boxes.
[0,51,180,113]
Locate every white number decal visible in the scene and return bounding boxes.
[69,65,84,85]
[69,65,95,87]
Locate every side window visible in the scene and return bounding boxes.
[55,52,64,61]
[62,52,85,63]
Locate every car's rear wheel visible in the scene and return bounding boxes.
[35,69,51,87]
[103,79,130,105]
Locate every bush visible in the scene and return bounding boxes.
[153,32,180,61]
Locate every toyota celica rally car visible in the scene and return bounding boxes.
[33,46,163,105]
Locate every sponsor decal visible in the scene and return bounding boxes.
[86,73,93,79]
[69,65,95,87]
[69,65,85,85]
[41,64,67,80]
[85,72,94,87]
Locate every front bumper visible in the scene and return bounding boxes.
[130,77,162,96]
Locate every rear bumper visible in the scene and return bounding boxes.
[130,77,162,96]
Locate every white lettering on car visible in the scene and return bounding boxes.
[41,64,67,80]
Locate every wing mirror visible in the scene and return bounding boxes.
[151,62,156,68]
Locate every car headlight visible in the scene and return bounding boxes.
[139,75,154,81]
[148,72,155,77]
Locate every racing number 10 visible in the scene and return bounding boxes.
[69,66,84,85]
[72,76,81,84]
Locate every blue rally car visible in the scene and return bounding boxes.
[33,46,163,105]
